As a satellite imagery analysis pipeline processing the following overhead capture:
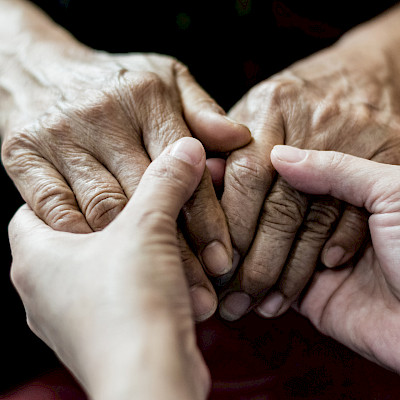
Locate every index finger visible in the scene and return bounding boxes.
[133,81,235,277]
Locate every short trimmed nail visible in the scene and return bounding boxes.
[202,241,231,275]
[190,286,216,321]
[223,116,242,126]
[272,145,307,163]
[219,292,251,321]
[257,292,284,317]
[170,137,204,165]
[323,246,346,268]
[232,249,241,271]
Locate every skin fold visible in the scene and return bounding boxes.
[0,0,251,321]
[9,138,211,400]
[219,5,400,321]
[4,2,400,397]
[268,145,400,374]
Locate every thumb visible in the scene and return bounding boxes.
[270,145,400,214]
[111,137,206,232]
[175,63,251,152]
[8,204,59,252]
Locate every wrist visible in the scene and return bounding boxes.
[0,0,93,137]
[82,317,204,400]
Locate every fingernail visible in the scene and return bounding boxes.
[170,137,204,165]
[323,246,346,268]
[232,248,241,271]
[214,249,240,286]
[219,292,251,321]
[223,116,241,126]
[202,241,231,275]
[272,145,307,163]
[223,116,251,131]
[257,292,284,317]
[190,286,216,321]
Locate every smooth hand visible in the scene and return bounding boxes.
[9,138,211,400]
[0,0,251,321]
[271,145,400,374]
[218,9,400,320]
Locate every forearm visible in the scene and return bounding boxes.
[85,320,203,400]
[0,0,91,138]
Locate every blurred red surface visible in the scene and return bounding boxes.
[2,310,400,399]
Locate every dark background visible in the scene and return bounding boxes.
[1,0,400,396]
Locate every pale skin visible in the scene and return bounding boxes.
[0,0,251,322]
[6,1,400,327]
[9,138,211,400]
[268,145,400,375]
[219,5,400,321]
[9,142,400,398]
[3,0,400,341]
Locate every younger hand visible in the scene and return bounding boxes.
[267,145,400,373]
[9,138,210,400]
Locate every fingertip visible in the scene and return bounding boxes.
[222,116,252,146]
[270,145,308,165]
[201,240,232,276]
[219,292,251,321]
[191,112,252,153]
[190,285,217,322]
[206,158,225,189]
[256,292,285,318]
[322,245,348,268]
[169,137,206,167]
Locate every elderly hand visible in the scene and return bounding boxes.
[218,6,400,320]
[9,138,211,400]
[0,0,250,321]
[269,145,400,374]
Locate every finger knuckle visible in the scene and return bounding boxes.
[302,200,341,240]
[84,191,127,230]
[124,71,168,100]
[1,130,39,175]
[341,211,368,234]
[257,77,301,107]
[311,102,340,130]
[326,151,347,173]
[332,207,368,248]
[228,155,273,194]
[31,182,82,230]
[260,183,307,234]
[243,266,276,297]
[37,110,73,142]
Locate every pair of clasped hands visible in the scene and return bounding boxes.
[3,1,400,399]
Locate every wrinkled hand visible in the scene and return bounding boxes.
[218,29,400,320]
[0,7,251,321]
[9,138,210,400]
[271,145,400,374]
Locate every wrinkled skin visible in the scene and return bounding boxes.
[9,138,211,400]
[270,147,400,374]
[219,32,400,320]
[0,1,251,321]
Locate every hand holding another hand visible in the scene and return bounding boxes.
[9,138,211,400]
[0,0,251,321]
[218,19,400,320]
[270,145,400,374]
